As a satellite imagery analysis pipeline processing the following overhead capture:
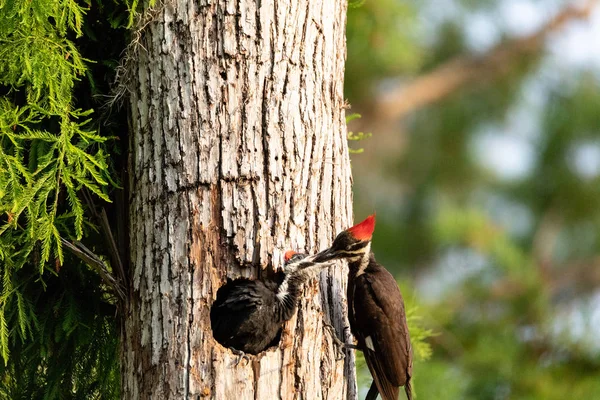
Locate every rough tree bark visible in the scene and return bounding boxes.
[122,0,356,398]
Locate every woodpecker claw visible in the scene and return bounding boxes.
[344,343,360,350]
[323,323,346,361]
[229,348,251,367]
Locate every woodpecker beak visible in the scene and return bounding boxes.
[312,247,339,262]
[285,251,330,273]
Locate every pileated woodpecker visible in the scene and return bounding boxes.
[316,215,413,400]
[210,251,331,355]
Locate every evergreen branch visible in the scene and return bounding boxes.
[78,177,111,202]
[59,239,125,301]
[0,307,8,365]
[0,0,122,393]
[39,216,53,272]
[11,170,54,223]
[80,188,126,288]
[101,208,126,286]
[406,306,435,361]
[64,182,84,239]
[15,292,31,340]
[81,189,127,290]
[51,225,63,266]
[347,113,372,153]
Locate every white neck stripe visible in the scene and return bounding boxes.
[355,243,371,277]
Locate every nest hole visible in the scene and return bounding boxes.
[210,278,284,356]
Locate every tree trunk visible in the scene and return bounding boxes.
[122,0,355,398]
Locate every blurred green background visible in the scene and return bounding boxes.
[345,0,600,398]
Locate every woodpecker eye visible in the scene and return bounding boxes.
[332,232,355,251]
[285,252,308,264]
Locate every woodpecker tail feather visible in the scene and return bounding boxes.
[365,381,379,400]
[404,378,413,400]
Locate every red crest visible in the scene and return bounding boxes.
[284,250,297,261]
[347,214,376,240]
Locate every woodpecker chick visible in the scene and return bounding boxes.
[210,252,332,355]
[316,215,413,400]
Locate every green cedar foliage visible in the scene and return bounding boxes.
[0,0,130,397]
[346,113,373,154]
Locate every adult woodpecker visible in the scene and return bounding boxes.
[210,251,331,355]
[316,215,413,400]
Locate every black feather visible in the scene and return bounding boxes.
[349,253,412,400]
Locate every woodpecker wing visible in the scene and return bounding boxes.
[211,279,265,338]
[218,281,266,311]
[211,278,281,353]
[352,265,412,400]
